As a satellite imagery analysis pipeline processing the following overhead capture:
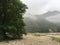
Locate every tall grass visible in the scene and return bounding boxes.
[33,33,46,36]
[51,37,60,42]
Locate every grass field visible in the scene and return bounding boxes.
[0,33,60,45]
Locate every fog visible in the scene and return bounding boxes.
[21,0,60,23]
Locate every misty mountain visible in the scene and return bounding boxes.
[35,11,60,18]
[24,11,60,33]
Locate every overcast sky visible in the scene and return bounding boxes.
[21,0,60,22]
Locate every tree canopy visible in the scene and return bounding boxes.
[0,0,27,40]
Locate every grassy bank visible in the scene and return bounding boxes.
[51,37,60,42]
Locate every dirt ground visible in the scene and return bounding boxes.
[0,33,60,45]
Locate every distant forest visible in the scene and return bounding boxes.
[24,11,60,33]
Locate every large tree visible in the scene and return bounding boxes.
[0,0,27,40]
